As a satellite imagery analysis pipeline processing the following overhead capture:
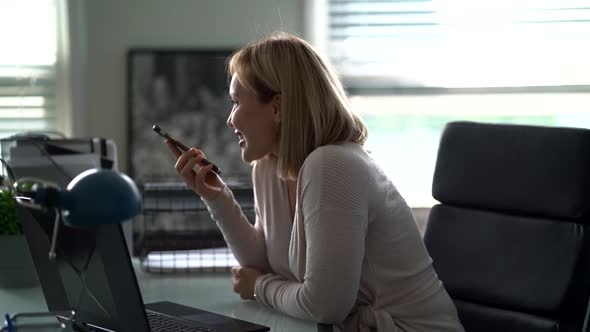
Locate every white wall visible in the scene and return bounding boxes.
[71,0,304,172]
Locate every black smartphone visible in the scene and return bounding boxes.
[153,125,221,175]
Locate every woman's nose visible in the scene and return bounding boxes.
[226,111,234,128]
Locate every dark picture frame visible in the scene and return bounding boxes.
[126,48,252,184]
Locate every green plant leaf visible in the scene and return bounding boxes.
[0,188,21,235]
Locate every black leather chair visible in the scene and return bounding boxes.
[424,121,590,332]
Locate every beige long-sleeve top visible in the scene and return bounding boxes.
[203,142,464,331]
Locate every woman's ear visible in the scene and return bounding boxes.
[272,94,282,124]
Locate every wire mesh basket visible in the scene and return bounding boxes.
[134,181,254,273]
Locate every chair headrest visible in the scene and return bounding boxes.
[432,121,590,222]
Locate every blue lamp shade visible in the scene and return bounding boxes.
[57,169,142,227]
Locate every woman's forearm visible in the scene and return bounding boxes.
[202,186,270,271]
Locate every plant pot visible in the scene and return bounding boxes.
[0,235,40,288]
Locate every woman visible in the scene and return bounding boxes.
[168,32,464,331]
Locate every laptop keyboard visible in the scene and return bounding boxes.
[147,311,216,332]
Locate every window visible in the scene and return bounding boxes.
[0,0,61,138]
[321,0,590,206]
[329,0,590,88]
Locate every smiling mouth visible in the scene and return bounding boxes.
[236,131,245,146]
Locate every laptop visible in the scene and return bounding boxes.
[17,204,270,332]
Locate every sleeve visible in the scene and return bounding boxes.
[254,147,370,324]
[201,163,270,272]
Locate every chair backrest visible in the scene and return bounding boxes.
[423,121,590,332]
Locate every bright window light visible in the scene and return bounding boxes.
[0,108,46,119]
[0,0,58,138]
[352,93,590,207]
[0,97,46,107]
[0,0,56,66]
[329,0,590,87]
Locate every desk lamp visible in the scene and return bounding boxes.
[14,169,141,259]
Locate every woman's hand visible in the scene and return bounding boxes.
[166,141,224,200]
[231,266,263,300]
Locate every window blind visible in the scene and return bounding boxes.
[328,0,590,89]
[0,0,58,138]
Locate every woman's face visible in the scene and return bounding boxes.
[227,73,281,163]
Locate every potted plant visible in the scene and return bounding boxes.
[0,176,38,288]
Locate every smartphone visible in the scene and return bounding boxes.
[153,124,221,175]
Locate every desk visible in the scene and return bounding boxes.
[0,260,318,332]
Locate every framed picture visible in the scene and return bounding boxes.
[127,48,252,184]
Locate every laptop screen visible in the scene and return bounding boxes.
[18,203,151,331]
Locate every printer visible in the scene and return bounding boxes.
[0,135,117,188]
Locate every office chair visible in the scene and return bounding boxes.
[423,121,590,332]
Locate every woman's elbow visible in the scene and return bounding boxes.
[312,306,352,324]
[302,294,355,324]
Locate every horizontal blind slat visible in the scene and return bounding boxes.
[0,118,56,131]
[0,108,56,119]
[0,87,56,97]
[328,0,590,87]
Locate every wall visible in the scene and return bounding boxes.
[73,0,304,172]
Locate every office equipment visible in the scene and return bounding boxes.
[136,181,253,273]
[1,135,138,254]
[1,136,121,290]
[423,121,590,331]
[4,134,267,331]
[14,168,141,264]
[0,136,117,189]
[17,203,269,331]
[15,169,141,228]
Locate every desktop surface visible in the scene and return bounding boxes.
[0,259,317,332]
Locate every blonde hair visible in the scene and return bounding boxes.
[228,32,368,180]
